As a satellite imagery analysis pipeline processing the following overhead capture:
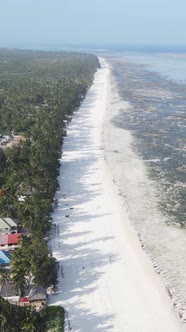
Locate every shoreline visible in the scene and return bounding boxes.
[49,58,183,331]
[103,57,186,323]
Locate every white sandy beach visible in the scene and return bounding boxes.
[49,59,183,332]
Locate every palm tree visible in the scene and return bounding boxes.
[0,312,7,332]
[10,235,32,294]
[21,320,36,332]
[0,268,10,298]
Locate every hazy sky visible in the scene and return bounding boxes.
[1,0,186,47]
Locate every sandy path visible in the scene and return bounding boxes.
[49,59,183,332]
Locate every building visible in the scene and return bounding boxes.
[0,233,22,249]
[0,218,18,234]
[0,250,11,265]
[28,286,47,308]
[18,296,30,307]
[0,279,20,305]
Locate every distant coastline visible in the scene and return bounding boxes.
[1,43,186,55]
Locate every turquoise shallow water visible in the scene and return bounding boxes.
[113,52,186,83]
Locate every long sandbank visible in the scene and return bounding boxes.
[49,58,183,332]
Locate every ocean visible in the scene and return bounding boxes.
[103,51,186,322]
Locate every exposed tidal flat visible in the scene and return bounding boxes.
[103,54,186,323]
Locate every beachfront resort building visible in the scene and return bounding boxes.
[0,217,18,234]
[0,233,23,250]
[18,286,48,308]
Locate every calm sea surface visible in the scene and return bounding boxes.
[103,52,186,324]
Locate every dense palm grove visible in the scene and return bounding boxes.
[0,49,99,331]
[0,297,64,332]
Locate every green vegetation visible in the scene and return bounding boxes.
[0,297,41,332]
[41,306,65,332]
[0,298,65,332]
[0,48,99,330]
[10,234,58,291]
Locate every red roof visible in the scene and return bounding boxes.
[19,297,29,302]
[0,234,8,245]
[8,233,22,245]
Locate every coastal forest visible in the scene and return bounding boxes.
[0,48,99,331]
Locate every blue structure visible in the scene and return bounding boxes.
[0,250,10,264]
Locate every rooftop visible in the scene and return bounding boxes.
[0,218,17,231]
[28,286,47,301]
[0,280,19,298]
[0,250,10,264]
[0,233,22,246]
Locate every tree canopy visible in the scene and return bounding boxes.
[0,48,99,330]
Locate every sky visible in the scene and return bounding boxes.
[1,0,186,48]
